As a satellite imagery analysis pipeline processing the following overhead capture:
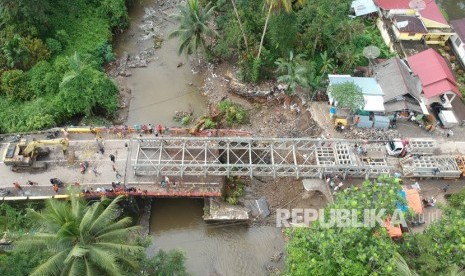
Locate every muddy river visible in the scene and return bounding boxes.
[148,199,284,275]
[113,0,207,126]
[114,0,285,275]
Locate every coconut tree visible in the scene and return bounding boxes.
[275,51,309,95]
[319,51,335,76]
[17,195,142,276]
[169,0,217,57]
[394,253,419,276]
[60,52,84,88]
[257,0,306,59]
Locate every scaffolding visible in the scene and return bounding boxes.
[133,137,391,179]
[407,139,437,155]
[400,155,462,178]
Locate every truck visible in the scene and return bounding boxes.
[386,138,437,157]
[3,138,69,172]
[438,110,458,129]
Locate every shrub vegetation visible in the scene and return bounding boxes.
[0,0,129,133]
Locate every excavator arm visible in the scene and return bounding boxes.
[22,138,69,157]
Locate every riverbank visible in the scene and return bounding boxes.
[107,0,327,222]
[105,0,302,274]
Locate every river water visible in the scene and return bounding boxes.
[113,0,207,126]
[147,199,284,275]
[113,1,285,275]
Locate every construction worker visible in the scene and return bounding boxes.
[160,177,166,188]
[447,129,454,138]
[13,182,22,190]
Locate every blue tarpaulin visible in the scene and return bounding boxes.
[397,190,408,212]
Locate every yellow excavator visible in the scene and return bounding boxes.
[3,138,69,172]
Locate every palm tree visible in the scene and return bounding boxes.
[275,51,309,95]
[17,195,142,276]
[257,0,306,59]
[319,51,335,76]
[60,52,84,88]
[169,0,217,57]
[394,253,419,276]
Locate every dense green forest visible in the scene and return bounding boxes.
[185,0,390,87]
[0,0,390,133]
[0,0,130,133]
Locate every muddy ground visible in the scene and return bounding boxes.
[197,60,323,138]
[245,177,329,225]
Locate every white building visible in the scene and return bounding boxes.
[450,18,465,68]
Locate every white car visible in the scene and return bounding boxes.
[386,140,406,157]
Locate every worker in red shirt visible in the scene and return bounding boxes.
[13,182,22,190]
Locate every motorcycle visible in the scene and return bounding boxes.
[50,178,64,187]
[422,197,436,207]
[410,220,425,227]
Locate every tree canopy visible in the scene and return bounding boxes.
[286,176,465,275]
[0,0,126,133]
[17,195,143,276]
[206,0,391,86]
[169,0,217,57]
[398,191,465,275]
[0,199,192,276]
[329,81,365,112]
[285,175,404,275]
[275,51,309,95]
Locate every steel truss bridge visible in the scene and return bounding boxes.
[133,137,392,179]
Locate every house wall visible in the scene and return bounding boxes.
[421,91,456,108]
[387,9,415,17]
[377,18,395,52]
[394,29,424,41]
[450,34,465,67]
[424,33,452,46]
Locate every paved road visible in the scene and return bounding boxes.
[0,137,221,198]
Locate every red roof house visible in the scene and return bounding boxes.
[374,0,410,10]
[407,49,460,100]
[374,0,448,26]
[419,0,448,26]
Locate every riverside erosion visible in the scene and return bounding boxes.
[110,0,286,274]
